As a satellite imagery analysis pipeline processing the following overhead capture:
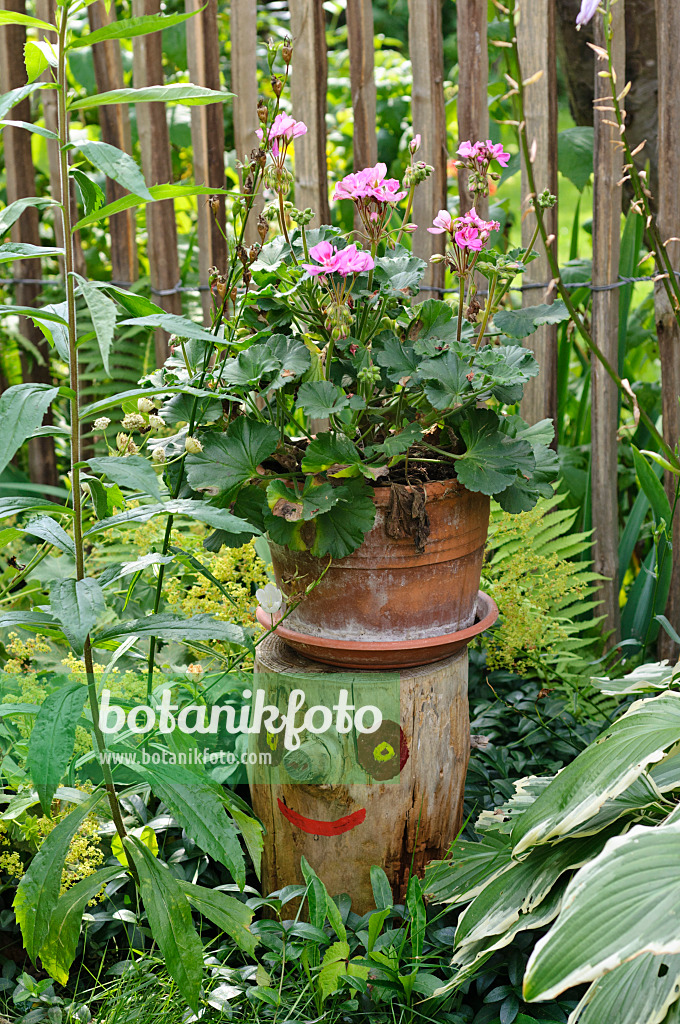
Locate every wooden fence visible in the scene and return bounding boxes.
[0,0,679,648]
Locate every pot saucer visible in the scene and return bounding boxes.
[255,590,498,670]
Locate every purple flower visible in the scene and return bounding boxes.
[576,0,599,28]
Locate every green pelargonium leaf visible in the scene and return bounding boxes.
[454,408,535,497]
[301,432,363,478]
[493,301,570,340]
[295,381,349,419]
[184,418,279,500]
[420,350,474,410]
[409,298,459,355]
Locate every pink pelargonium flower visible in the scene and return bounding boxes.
[576,0,599,27]
[482,140,510,168]
[454,224,484,251]
[256,113,307,157]
[428,209,456,235]
[333,163,407,204]
[334,244,375,276]
[302,241,374,278]
[464,208,500,240]
[457,139,510,169]
[457,140,479,160]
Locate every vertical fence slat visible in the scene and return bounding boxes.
[88,0,138,288]
[132,0,182,366]
[0,0,57,486]
[656,0,680,658]
[517,0,558,426]
[456,0,488,217]
[346,0,377,172]
[408,0,448,297]
[591,6,624,643]
[186,0,227,322]
[289,0,330,225]
[230,0,262,246]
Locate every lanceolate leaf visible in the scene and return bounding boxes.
[0,242,63,261]
[69,84,234,111]
[39,867,124,986]
[124,838,204,1011]
[14,790,103,962]
[74,183,233,230]
[77,278,117,375]
[178,880,258,955]
[0,383,59,474]
[50,578,105,656]
[78,140,152,199]
[84,499,258,538]
[512,692,680,855]
[130,763,246,886]
[0,119,59,141]
[27,681,88,813]
[68,8,202,49]
[524,821,680,1002]
[119,312,220,343]
[0,497,73,518]
[0,82,52,120]
[0,9,55,31]
[94,613,247,647]
[87,455,163,502]
[0,196,59,237]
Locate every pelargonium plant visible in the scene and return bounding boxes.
[138,67,563,562]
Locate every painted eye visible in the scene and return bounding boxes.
[357,720,409,781]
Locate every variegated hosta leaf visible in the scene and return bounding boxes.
[651,747,680,793]
[476,775,555,836]
[568,952,680,1024]
[565,770,666,839]
[512,692,680,855]
[524,821,680,1002]
[433,882,565,998]
[422,832,510,906]
[592,660,680,696]
[454,827,618,950]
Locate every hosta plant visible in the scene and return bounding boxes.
[423,665,680,1024]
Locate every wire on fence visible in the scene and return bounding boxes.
[0,271,678,297]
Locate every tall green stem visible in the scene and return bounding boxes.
[57,6,129,842]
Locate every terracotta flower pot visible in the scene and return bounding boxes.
[267,478,491,662]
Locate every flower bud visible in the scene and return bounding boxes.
[151,446,166,464]
[148,414,164,430]
[271,74,284,98]
[186,662,204,681]
[282,37,293,65]
[116,433,138,455]
[409,133,421,155]
[257,214,269,244]
[184,436,203,454]
[257,99,268,124]
[93,416,110,430]
[137,397,155,414]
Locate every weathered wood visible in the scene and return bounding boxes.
[655,0,680,659]
[132,0,182,366]
[230,0,262,246]
[0,0,57,487]
[185,0,227,322]
[591,7,624,644]
[88,1,138,288]
[249,634,470,912]
[456,0,488,217]
[346,0,377,172]
[517,0,558,426]
[289,0,330,225]
[407,0,448,299]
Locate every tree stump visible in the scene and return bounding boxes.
[248,634,469,913]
